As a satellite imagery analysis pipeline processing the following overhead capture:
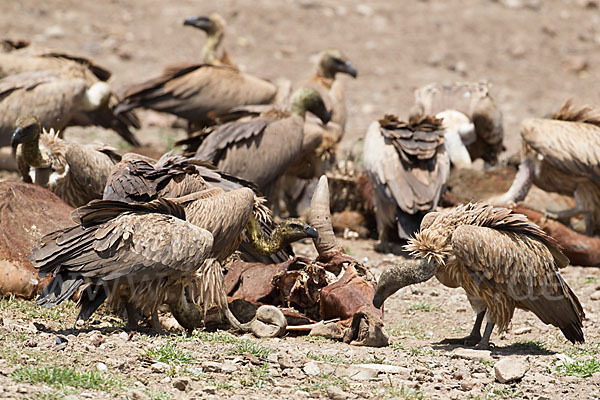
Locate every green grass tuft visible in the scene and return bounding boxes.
[407,301,441,312]
[555,358,600,378]
[11,366,119,390]
[144,342,196,366]
[229,339,274,358]
[307,352,349,365]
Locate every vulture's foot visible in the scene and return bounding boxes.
[150,311,166,334]
[125,302,140,331]
[474,340,493,350]
[440,334,482,346]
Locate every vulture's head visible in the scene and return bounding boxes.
[404,212,452,266]
[184,13,226,37]
[373,258,437,308]
[12,115,41,150]
[276,219,319,245]
[291,88,331,124]
[318,49,357,79]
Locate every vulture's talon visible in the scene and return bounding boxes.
[440,334,482,346]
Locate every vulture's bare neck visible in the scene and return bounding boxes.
[373,258,437,308]
[497,158,535,204]
[245,216,289,255]
[20,136,49,169]
[202,32,224,65]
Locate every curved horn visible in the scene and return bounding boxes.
[308,175,343,257]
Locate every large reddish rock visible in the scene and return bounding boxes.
[0,182,74,298]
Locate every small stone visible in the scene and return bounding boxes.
[451,348,493,362]
[16,386,28,394]
[201,361,222,373]
[284,367,305,380]
[563,55,588,73]
[96,362,108,372]
[89,332,105,347]
[460,379,476,391]
[45,25,65,38]
[303,361,320,376]
[590,291,600,301]
[119,331,129,341]
[173,377,189,391]
[160,376,171,384]
[514,327,532,335]
[277,354,295,369]
[494,357,529,383]
[150,362,169,373]
[128,389,150,400]
[220,362,237,373]
[203,386,217,395]
[326,385,350,400]
[294,390,310,398]
[55,335,68,351]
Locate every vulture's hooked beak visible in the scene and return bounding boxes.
[303,224,319,239]
[183,16,214,31]
[11,126,24,151]
[320,109,332,125]
[340,60,358,78]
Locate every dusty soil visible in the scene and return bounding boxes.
[1,0,600,399]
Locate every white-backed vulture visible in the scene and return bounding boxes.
[363,115,450,247]
[12,116,121,207]
[374,202,585,348]
[102,153,300,264]
[498,100,600,235]
[0,68,113,148]
[183,13,237,68]
[0,51,141,145]
[409,81,504,167]
[33,187,317,331]
[191,88,331,198]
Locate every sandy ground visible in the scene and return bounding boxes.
[1,0,600,399]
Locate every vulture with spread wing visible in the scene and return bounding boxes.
[190,88,330,198]
[11,116,121,207]
[34,186,317,331]
[374,203,585,348]
[363,114,449,247]
[498,100,600,235]
[409,81,504,168]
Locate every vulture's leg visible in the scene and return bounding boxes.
[150,310,164,333]
[474,322,495,350]
[125,302,139,330]
[440,310,485,346]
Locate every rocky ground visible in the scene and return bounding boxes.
[0,238,599,399]
[2,0,600,399]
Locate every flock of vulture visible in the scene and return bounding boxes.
[2,12,598,350]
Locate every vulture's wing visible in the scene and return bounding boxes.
[522,118,600,183]
[365,118,449,214]
[194,117,270,163]
[103,157,160,203]
[116,63,276,121]
[451,224,584,343]
[33,199,213,319]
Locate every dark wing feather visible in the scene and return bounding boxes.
[194,118,270,163]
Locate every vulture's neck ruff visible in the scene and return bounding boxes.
[405,228,451,266]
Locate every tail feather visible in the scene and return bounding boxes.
[561,323,585,344]
[36,274,83,308]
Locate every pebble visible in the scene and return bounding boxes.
[89,332,105,347]
[55,335,68,351]
[172,377,189,391]
[514,327,532,335]
[96,362,108,372]
[590,291,600,301]
[284,367,305,380]
[203,386,217,395]
[460,378,476,391]
[327,385,351,400]
[128,389,150,400]
[160,376,171,384]
[303,361,320,376]
[220,362,238,373]
[119,331,130,341]
[150,362,169,373]
[201,361,222,373]
[294,389,310,398]
[494,357,529,383]
[451,348,493,362]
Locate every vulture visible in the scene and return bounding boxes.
[498,100,600,235]
[191,88,331,198]
[33,188,317,331]
[373,202,585,349]
[0,51,140,145]
[103,153,299,264]
[362,114,450,248]
[0,68,118,148]
[115,14,279,130]
[409,81,504,167]
[183,13,236,67]
[277,50,357,216]
[11,115,121,207]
